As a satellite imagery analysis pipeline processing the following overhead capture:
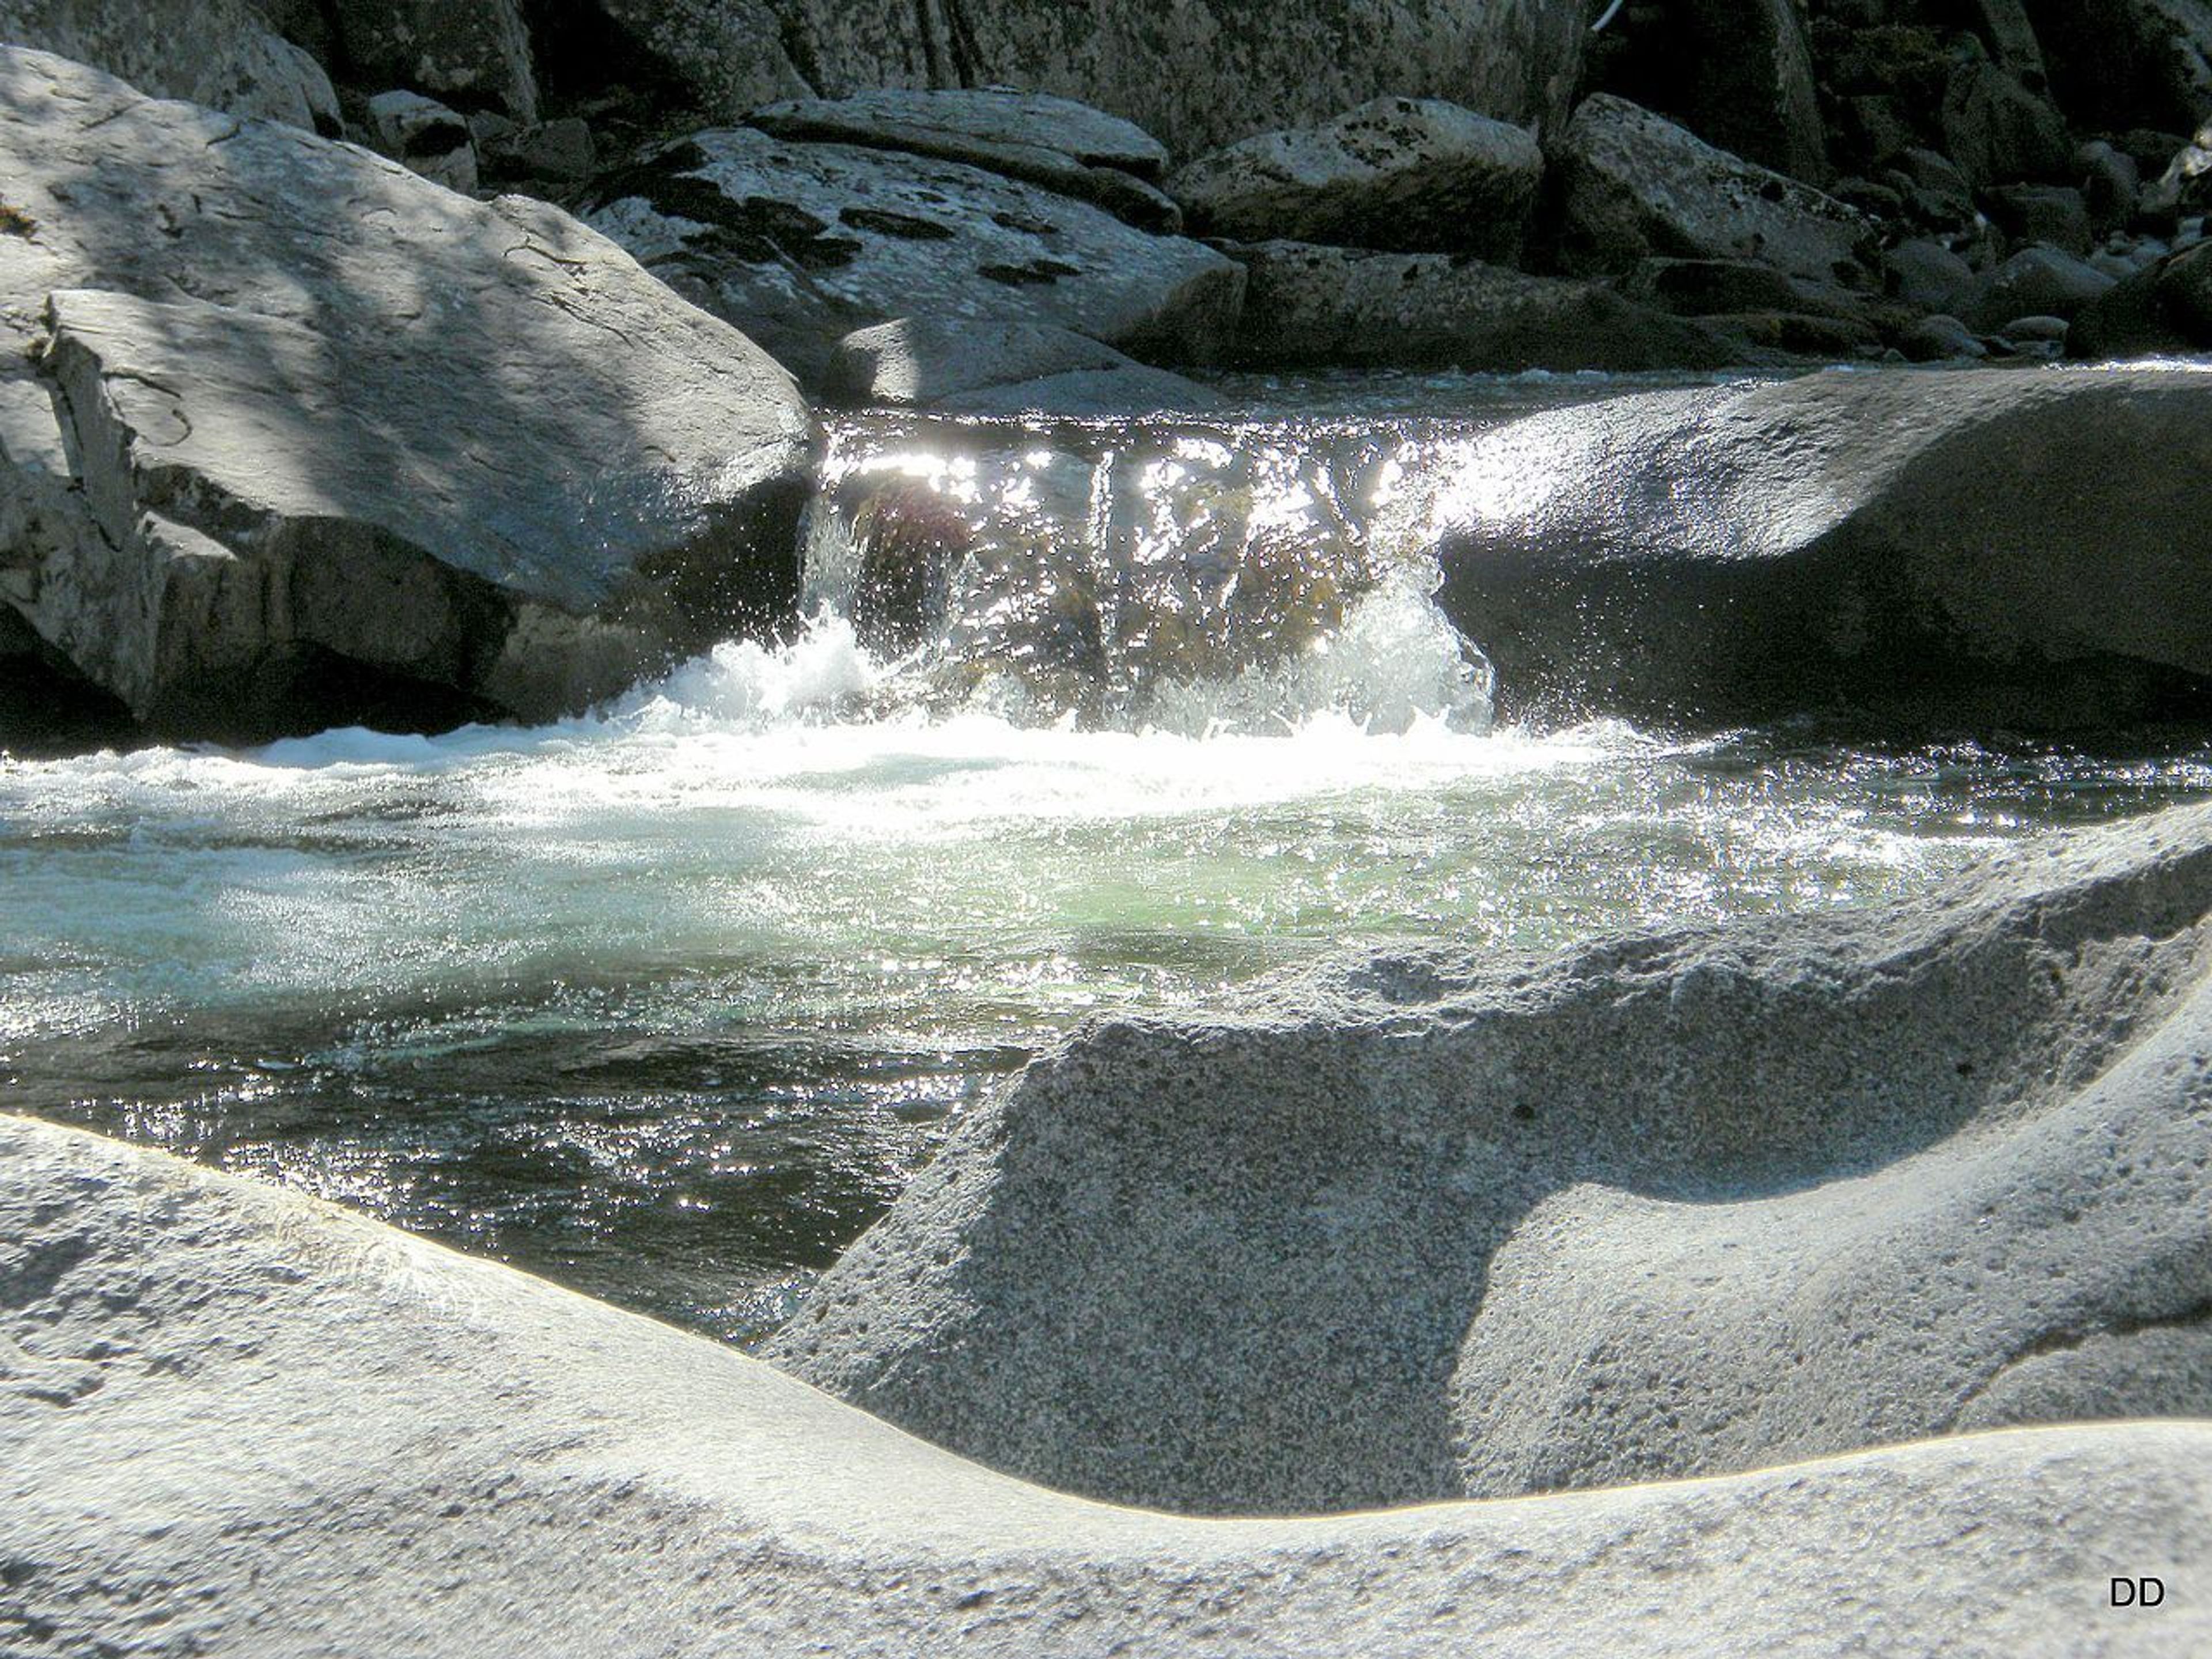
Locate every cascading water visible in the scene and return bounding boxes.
[6,381,2212,1345]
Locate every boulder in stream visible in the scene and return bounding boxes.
[1426,364,2212,729]
[772,801,2212,1516]
[0,46,812,743]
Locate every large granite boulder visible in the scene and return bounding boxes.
[1420,365,2212,728]
[0,46,812,743]
[748,88,1180,232]
[1225,239,1736,371]
[6,1111,2208,1655]
[0,0,338,131]
[2023,0,2212,135]
[1170,97,1543,261]
[1961,244,2118,329]
[772,801,2212,1517]
[332,0,539,123]
[580,0,1593,158]
[583,128,1244,389]
[1548,94,1873,285]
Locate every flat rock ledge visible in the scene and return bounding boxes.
[1,1112,2207,1657]
[774,800,2212,1523]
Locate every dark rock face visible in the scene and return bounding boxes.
[1424,366,2212,729]
[771,801,2212,1515]
[2022,0,2212,136]
[0,46,813,744]
[1223,240,1737,372]
[583,128,1244,388]
[333,0,540,123]
[1170,97,1543,262]
[1588,0,1829,183]
[1549,94,1872,285]
[575,0,1594,158]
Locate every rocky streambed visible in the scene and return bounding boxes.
[4,5,2212,1655]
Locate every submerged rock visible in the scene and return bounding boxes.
[1225,240,1736,371]
[584,128,1243,389]
[7,1112,2207,1656]
[0,46,811,743]
[1170,97,1542,261]
[1426,365,2212,728]
[1549,94,1872,285]
[773,801,2212,1516]
[749,88,1180,232]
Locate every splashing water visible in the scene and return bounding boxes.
[5,388,2211,1345]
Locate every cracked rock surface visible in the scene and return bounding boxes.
[584,127,1244,389]
[0,46,812,741]
[3,1111,2209,1657]
[772,801,2212,1517]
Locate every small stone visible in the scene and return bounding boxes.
[366,89,479,195]
[1900,313,1987,359]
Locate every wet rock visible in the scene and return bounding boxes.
[1550,94,1872,285]
[940,365,1233,418]
[586,0,1593,158]
[2022,0,2212,135]
[0,0,339,132]
[1169,97,1542,262]
[0,46,812,744]
[749,89,1181,234]
[332,0,537,124]
[772,801,2212,1515]
[7,1113,2209,1656]
[1421,365,2212,727]
[583,129,1243,389]
[1983,183,2093,254]
[1883,237,1978,312]
[365,89,478,194]
[2067,239,2212,357]
[1222,241,1735,373]
[1899,312,1987,359]
[1962,244,2116,329]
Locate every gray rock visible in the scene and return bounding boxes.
[0,46,812,742]
[748,88,1179,231]
[2023,0,2212,135]
[2068,238,2212,358]
[7,1112,2209,1657]
[1620,256,1865,318]
[1984,183,2094,254]
[1419,365,2212,727]
[0,0,338,132]
[1963,244,2118,329]
[2077,139,2142,232]
[589,0,1593,159]
[1939,56,2074,187]
[940,365,1234,418]
[1998,312,2071,343]
[1223,240,1736,372]
[481,115,597,183]
[583,128,1244,389]
[333,0,537,123]
[773,801,2212,1517]
[1169,97,1542,261]
[1884,237,1978,312]
[826,315,1145,406]
[1899,312,1989,360]
[2141,119,2212,221]
[365,88,478,194]
[1550,94,1872,285]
